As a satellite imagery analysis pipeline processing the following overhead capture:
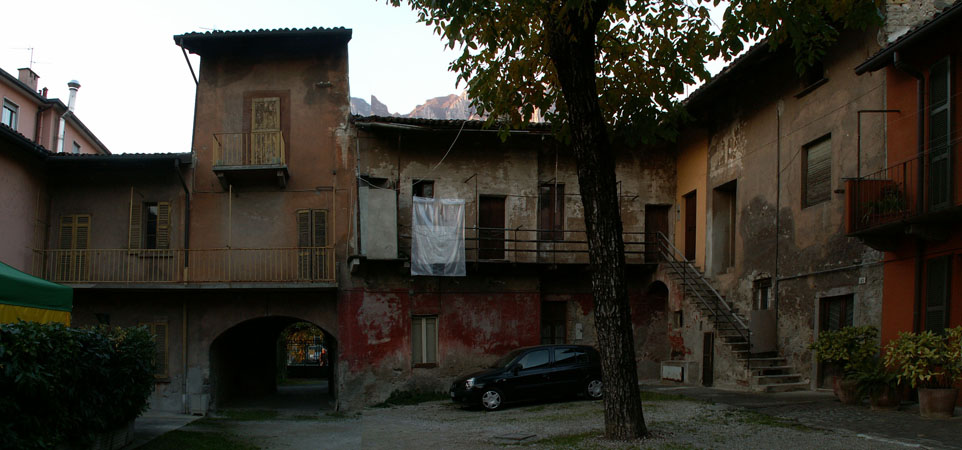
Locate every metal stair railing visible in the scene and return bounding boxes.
[655,232,750,345]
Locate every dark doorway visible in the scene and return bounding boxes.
[817,294,854,387]
[479,195,505,259]
[702,332,714,386]
[209,316,337,411]
[540,301,567,344]
[684,191,697,261]
[644,205,671,262]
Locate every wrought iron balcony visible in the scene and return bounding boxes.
[846,145,960,247]
[212,132,289,188]
[32,247,334,286]
[463,228,655,265]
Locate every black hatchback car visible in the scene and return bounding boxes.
[449,344,603,411]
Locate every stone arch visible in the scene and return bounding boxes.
[209,315,337,409]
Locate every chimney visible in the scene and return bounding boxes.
[67,80,81,112]
[18,68,39,91]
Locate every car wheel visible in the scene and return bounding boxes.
[586,378,603,399]
[480,388,505,411]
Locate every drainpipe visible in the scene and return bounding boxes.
[893,51,926,332]
[174,159,191,267]
[56,80,80,153]
[774,101,782,331]
[34,105,51,144]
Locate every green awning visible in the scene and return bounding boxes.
[0,261,72,312]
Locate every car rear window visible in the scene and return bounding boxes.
[553,347,587,366]
[517,349,550,370]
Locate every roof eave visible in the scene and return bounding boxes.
[856,2,962,74]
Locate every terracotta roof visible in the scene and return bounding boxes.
[175,27,352,55]
[352,115,552,132]
[856,1,962,74]
[0,123,52,159]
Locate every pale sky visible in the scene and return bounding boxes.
[2,0,729,155]
[1,0,462,154]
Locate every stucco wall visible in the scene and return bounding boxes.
[0,149,46,271]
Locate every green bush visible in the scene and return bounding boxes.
[0,321,156,449]
[883,326,962,389]
[809,325,878,378]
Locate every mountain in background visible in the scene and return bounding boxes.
[351,92,480,120]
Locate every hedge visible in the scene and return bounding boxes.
[0,322,156,449]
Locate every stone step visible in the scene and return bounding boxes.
[751,365,795,374]
[758,381,810,393]
[754,373,803,385]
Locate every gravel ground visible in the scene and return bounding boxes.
[187,396,908,449]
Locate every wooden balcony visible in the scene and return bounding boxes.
[32,247,335,287]
[212,132,289,189]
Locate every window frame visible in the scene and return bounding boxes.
[1,98,18,130]
[413,180,435,198]
[411,315,438,368]
[802,135,832,208]
[71,141,81,154]
[753,278,772,310]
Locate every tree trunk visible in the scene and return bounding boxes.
[546,1,647,440]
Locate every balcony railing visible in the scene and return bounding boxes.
[213,131,286,167]
[32,247,334,285]
[464,228,653,264]
[846,146,958,234]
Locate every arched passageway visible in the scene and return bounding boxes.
[209,316,337,410]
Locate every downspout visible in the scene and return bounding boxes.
[173,158,190,415]
[893,51,926,332]
[34,105,51,144]
[774,101,783,329]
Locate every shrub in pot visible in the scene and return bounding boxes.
[854,358,900,410]
[810,325,878,405]
[883,326,962,418]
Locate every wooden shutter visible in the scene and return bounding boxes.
[156,202,171,249]
[929,58,951,211]
[57,216,75,280]
[924,256,951,332]
[538,184,565,241]
[805,137,832,206]
[312,210,328,280]
[297,210,311,280]
[129,196,143,250]
[142,322,169,378]
[412,317,424,364]
[251,97,281,164]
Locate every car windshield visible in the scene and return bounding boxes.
[490,349,525,368]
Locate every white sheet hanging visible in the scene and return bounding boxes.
[411,196,466,276]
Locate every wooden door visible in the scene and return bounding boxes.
[479,196,505,260]
[684,191,697,261]
[702,332,714,387]
[251,97,281,164]
[540,301,567,344]
[644,205,670,262]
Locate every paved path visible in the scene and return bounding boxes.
[641,383,962,449]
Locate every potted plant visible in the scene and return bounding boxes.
[810,325,878,405]
[854,358,901,410]
[884,327,962,418]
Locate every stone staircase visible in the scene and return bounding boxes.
[656,233,807,393]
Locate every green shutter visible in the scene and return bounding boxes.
[929,58,952,211]
[924,256,951,332]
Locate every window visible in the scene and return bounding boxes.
[753,278,772,310]
[928,58,952,211]
[57,214,91,281]
[540,301,566,344]
[819,294,854,332]
[517,349,550,371]
[71,141,81,154]
[552,347,587,366]
[129,201,170,250]
[412,316,438,366]
[924,256,951,332]
[142,321,169,378]
[538,183,564,240]
[803,135,832,207]
[1,99,18,130]
[673,310,684,328]
[297,209,329,280]
[413,180,434,198]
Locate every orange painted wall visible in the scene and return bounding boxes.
[673,130,707,268]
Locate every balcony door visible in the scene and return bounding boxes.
[56,215,90,281]
[251,97,282,165]
[928,58,952,211]
[478,195,505,260]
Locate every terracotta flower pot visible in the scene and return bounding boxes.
[918,387,958,419]
[869,385,901,411]
[834,378,860,405]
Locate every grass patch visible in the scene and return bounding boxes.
[647,443,699,450]
[138,430,258,450]
[528,431,601,449]
[373,389,449,407]
[737,411,813,431]
[217,409,279,421]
